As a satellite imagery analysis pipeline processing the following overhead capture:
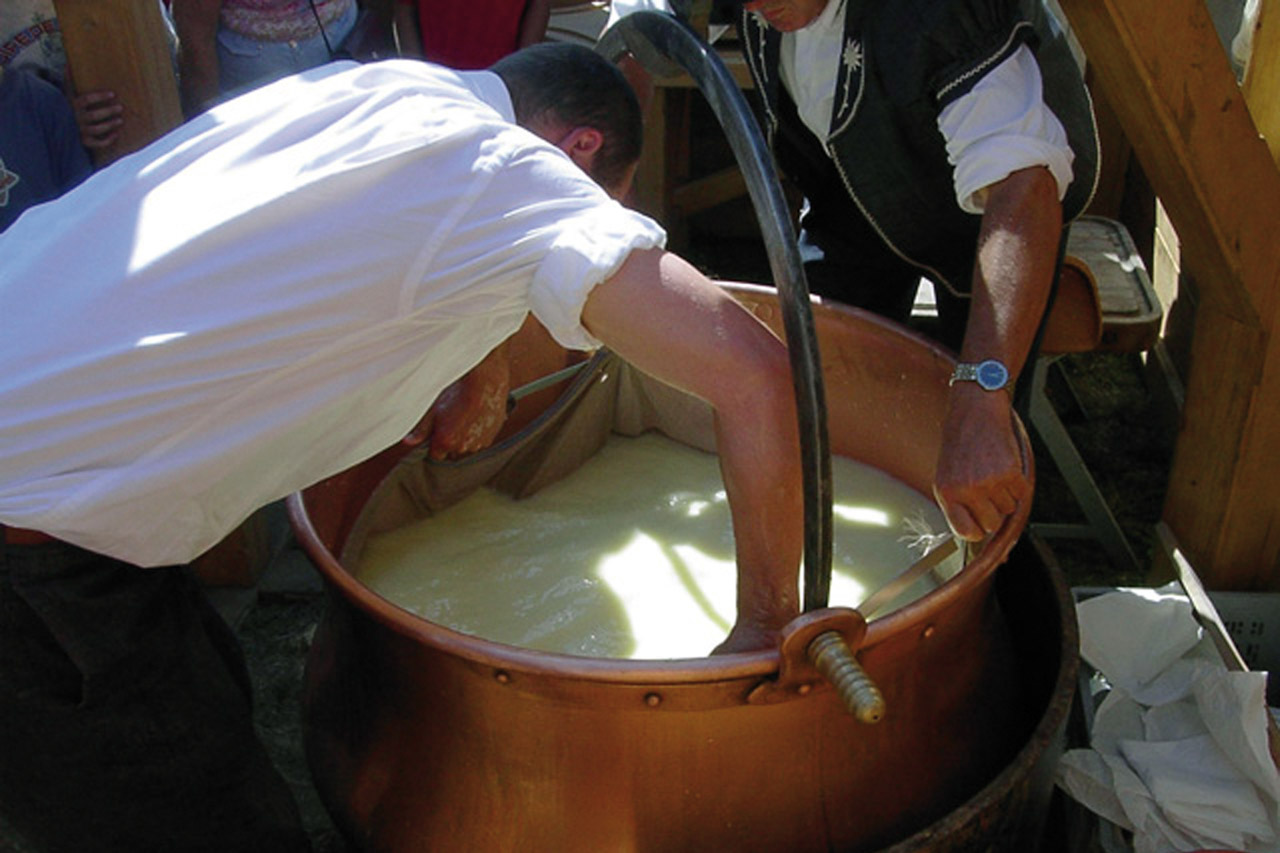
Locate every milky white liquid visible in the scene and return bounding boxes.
[357,433,959,659]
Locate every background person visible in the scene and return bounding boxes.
[393,0,550,69]
[606,0,1099,545]
[0,65,93,231]
[172,0,358,115]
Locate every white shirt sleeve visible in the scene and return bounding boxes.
[605,0,729,42]
[937,44,1075,214]
[530,203,667,351]
[606,0,675,30]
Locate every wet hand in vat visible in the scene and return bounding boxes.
[403,343,512,460]
[932,385,1029,544]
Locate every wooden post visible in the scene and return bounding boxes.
[54,0,183,165]
[1243,0,1279,167]
[1058,0,1280,589]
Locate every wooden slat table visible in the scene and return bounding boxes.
[1029,216,1163,574]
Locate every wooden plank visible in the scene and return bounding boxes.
[1159,298,1280,588]
[671,165,747,216]
[54,0,183,165]
[1059,0,1280,326]
[1243,0,1280,167]
[1058,0,1280,589]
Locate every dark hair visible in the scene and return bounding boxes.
[491,42,642,192]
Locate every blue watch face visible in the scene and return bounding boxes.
[976,360,1009,391]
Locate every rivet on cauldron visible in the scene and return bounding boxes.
[495,670,511,684]
[922,625,936,639]
[645,692,662,707]
[797,683,812,696]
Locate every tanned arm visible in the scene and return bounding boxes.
[933,165,1061,546]
[581,247,803,653]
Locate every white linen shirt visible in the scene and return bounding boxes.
[0,59,665,566]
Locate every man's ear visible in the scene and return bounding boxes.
[555,126,604,173]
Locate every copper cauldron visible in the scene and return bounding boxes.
[289,286,1078,852]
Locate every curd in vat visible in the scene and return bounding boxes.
[358,432,958,658]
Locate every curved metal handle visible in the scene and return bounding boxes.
[596,10,834,611]
[807,630,885,724]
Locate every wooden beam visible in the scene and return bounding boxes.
[1174,4,1280,590]
[1058,0,1280,588]
[54,0,183,165]
[1159,292,1280,588]
[1059,0,1280,325]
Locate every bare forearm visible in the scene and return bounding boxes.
[934,166,1062,541]
[958,166,1062,379]
[582,249,803,649]
[713,370,802,649]
[172,0,224,115]
[517,0,551,48]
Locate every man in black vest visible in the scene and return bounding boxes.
[610,0,1098,545]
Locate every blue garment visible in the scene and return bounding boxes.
[217,0,358,99]
[0,67,91,232]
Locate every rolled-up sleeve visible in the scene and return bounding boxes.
[529,202,666,350]
[938,45,1075,214]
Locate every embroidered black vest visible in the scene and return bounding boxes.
[739,0,1099,296]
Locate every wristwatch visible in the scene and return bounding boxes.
[949,359,1010,392]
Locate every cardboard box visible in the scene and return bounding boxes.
[1206,591,1280,704]
[1063,522,1280,853]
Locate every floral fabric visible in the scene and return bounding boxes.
[220,0,354,43]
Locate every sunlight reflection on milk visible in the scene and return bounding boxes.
[357,433,960,659]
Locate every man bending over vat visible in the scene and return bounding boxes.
[0,43,805,852]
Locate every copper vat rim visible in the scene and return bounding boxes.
[287,287,1035,687]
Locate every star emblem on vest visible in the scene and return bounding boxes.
[843,38,863,71]
[838,39,864,117]
[0,157,19,208]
